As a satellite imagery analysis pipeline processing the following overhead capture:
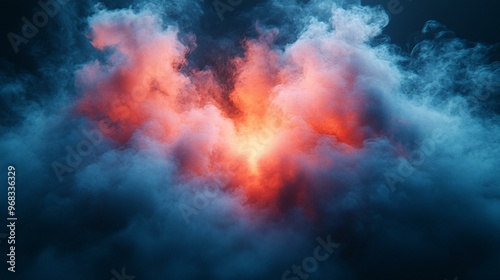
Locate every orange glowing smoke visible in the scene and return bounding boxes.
[76,10,388,213]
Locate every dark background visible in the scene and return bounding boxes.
[0,0,499,72]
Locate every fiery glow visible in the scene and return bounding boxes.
[235,128,275,173]
[75,9,398,213]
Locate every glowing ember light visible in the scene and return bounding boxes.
[75,8,407,212]
[234,123,280,173]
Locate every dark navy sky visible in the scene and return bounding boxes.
[1,0,499,69]
[363,0,500,45]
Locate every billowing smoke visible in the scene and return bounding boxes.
[0,1,499,280]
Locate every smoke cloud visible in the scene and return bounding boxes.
[0,1,499,279]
